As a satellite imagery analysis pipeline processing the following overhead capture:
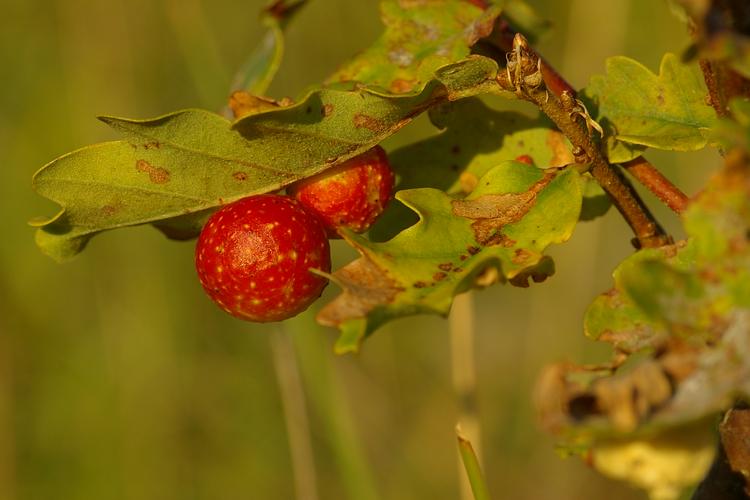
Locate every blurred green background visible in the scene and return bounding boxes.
[1,1,722,499]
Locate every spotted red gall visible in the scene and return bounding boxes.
[288,145,395,237]
[195,194,331,322]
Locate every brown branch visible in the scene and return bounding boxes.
[496,34,670,249]
[621,157,690,214]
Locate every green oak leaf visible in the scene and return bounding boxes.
[370,97,606,240]
[32,56,504,262]
[317,161,583,353]
[326,0,502,93]
[583,53,718,163]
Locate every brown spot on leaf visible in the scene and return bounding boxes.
[229,91,283,119]
[512,248,533,264]
[413,281,427,288]
[452,172,555,245]
[136,159,170,184]
[484,233,516,247]
[438,262,453,272]
[233,172,248,181]
[467,246,480,255]
[390,78,417,93]
[322,104,334,117]
[316,257,403,327]
[143,141,161,150]
[433,272,447,281]
[353,113,385,132]
[101,204,120,216]
[451,145,461,155]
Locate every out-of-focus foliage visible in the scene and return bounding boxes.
[674,0,750,78]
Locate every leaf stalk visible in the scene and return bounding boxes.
[621,156,689,214]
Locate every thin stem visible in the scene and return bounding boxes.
[456,425,492,500]
[271,327,319,500]
[450,292,481,500]
[496,34,670,248]
[621,157,689,214]
[291,320,380,500]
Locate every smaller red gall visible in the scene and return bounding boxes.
[195,194,331,322]
[288,145,395,237]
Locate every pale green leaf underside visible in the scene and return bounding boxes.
[318,162,583,353]
[32,56,505,261]
[584,53,718,163]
